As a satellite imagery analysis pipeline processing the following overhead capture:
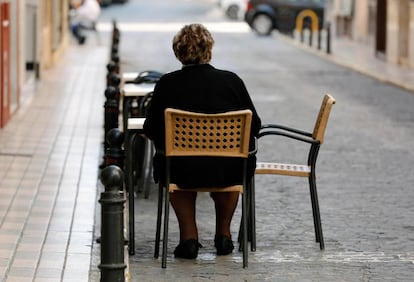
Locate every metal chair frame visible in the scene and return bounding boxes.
[131,92,154,198]
[154,108,253,268]
[126,91,153,255]
[254,94,336,250]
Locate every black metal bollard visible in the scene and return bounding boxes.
[309,28,313,47]
[106,58,121,89]
[105,128,125,170]
[112,32,120,47]
[103,86,120,166]
[317,28,322,50]
[111,46,119,63]
[104,86,120,135]
[106,61,120,78]
[112,21,120,46]
[326,22,331,54]
[106,71,121,88]
[99,165,126,282]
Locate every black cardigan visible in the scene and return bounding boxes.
[143,64,261,188]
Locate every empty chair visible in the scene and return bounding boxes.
[255,94,336,250]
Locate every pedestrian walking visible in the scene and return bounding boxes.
[69,0,101,45]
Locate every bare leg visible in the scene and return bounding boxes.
[170,191,198,241]
[211,192,239,237]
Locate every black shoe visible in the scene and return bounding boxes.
[78,36,86,45]
[174,239,202,259]
[214,234,234,256]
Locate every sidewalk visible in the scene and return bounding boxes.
[0,41,107,281]
[283,34,414,93]
[0,26,413,281]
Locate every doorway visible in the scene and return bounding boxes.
[375,0,387,57]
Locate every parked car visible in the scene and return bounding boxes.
[245,0,325,36]
[99,0,128,7]
[219,0,247,20]
[99,0,112,6]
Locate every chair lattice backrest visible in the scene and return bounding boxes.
[312,94,336,144]
[164,108,252,158]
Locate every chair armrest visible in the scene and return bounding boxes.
[248,137,258,157]
[258,130,319,145]
[155,148,165,156]
[261,124,313,137]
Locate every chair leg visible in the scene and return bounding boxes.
[161,186,170,268]
[138,138,149,199]
[250,177,256,252]
[237,208,244,252]
[133,136,146,194]
[308,174,325,250]
[127,133,136,255]
[237,178,256,252]
[144,141,154,199]
[242,190,248,268]
[154,182,163,258]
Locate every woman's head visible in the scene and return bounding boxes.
[172,24,214,65]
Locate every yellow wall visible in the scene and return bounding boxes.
[39,0,70,77]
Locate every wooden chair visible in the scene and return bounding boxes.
[254,94,336,250]
[154,108,253,268]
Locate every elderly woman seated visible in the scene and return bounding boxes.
[143,23,261,259]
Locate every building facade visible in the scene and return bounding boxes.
[326,0,414,68]
[0,0,69,128]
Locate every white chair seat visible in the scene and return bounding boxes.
[256,162,310,177]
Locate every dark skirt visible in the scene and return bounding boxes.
[152,154,256,188]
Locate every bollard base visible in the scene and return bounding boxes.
[98,263,127,282]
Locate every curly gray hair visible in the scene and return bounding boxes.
[172,24,214,65]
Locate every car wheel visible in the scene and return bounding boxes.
[226,5,239,20]
[251,14,273,36]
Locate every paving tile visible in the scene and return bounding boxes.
[63,254,91,281]
[0,258,8,267]
[0,235,19,245]
[3,210,27,220]
[6,276,34,282]
[11,258,38,268]
[34,277,62,282]
[41,244,68,253]
[0,249,14,260]
[0,179,20,188]
[15,243,42,253]
[38,251,65,264]
[0,222,24,231]
[6,266,36,278]
[36,267,64,279]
